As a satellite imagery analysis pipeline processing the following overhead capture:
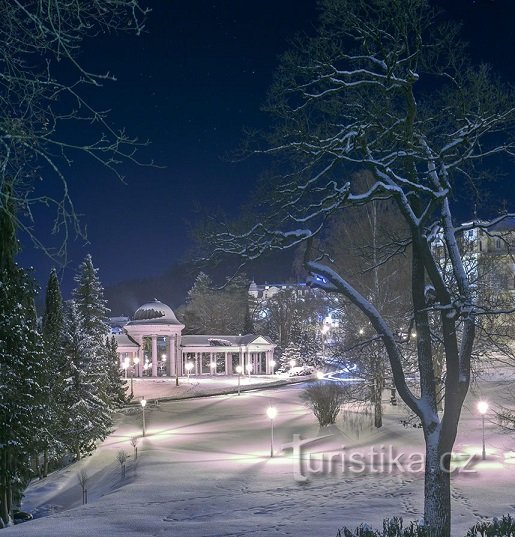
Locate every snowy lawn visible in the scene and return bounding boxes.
[2,380,514,536]
[126,373,307,401]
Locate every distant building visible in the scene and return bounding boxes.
[248,280,310,301]
[115,299,276,378]
[248,280,339,328]
[433,216,515,296]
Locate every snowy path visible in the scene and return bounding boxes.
[2,381,514,536]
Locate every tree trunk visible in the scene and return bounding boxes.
[43,449,49,477]
[424,440,451,537]
[374,378,382,428]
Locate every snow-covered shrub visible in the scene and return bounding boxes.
[288,365,315,377]
[465,515,515,537]
[336,517,427,536]
[301,381,350,426]
[336,516,515,537]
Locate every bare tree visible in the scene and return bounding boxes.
[77,468,89,505]
[130,436,139,461]
[0,0,150,261]
[202,1,515,535]
[116,449,128,479]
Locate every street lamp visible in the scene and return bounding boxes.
[235,365,242,395]
[266,406,278,457]
[478,401,488,460]
[185,361,194,382]
[141,398,147,437]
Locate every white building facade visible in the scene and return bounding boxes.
[115,300,276,378]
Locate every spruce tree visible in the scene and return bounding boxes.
[73,255,118,409]
[41,269,67,475]
[73,254,110,344]
[0,184,50,525]
[105,336,128,406]
[61,303,112,459]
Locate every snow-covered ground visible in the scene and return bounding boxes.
[3,380,514,536]
[126,373,300,401]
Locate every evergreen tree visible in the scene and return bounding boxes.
[73,254,110,344]
[105,336,128,406]
[278,343,302,372]
[180,272,249,334]
[0,184,51,525]
[61,303,112,460]
[41,269,67,474]
[73,255,121,410]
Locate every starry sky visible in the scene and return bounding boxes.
[18,0,515,298]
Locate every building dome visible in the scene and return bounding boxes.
[127,299,181,326]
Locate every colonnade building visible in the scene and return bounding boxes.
[114,300,276,378]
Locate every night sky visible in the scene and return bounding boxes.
[18,0,515,299]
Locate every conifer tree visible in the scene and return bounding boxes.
[0,184,50,525]
[73,254,110,344]
[41,269,67,475]
[73,255,120,409]
[105,336,128,406]
[61,303,112,460]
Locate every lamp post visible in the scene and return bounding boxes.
[478,401,488,460]
[235,365,242,395]
[185,361,194,382]
[266,406,277,457]
[141,398,147,437]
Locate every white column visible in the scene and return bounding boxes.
[225,351,229,375]
[151,335,158,377]
[137,336,144,377]
[171,334,177,379]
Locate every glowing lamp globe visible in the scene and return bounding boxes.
[477,401,488,415]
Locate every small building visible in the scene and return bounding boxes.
[115,299,276,378]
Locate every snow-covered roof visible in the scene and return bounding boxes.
[114,333,139,348]
[181,334,274,347]
[126,299,182,326]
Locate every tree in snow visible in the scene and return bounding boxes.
[105,335,129,407]
[201,1,515,534]
[277,343,302,372]
[73,255,110,345]
[255,287,331,363]
[61,302,113,460]
[325,175,413,427]
[41,268,68,475]
[179,272,250,335]
[73,255,122,410]
[0,184,51,525]
[0,0,149,260]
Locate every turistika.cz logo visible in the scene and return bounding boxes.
[286,435,481,483]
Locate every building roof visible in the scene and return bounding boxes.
[114,333,139,348]
[490,216,515,232]
[181,334,274,347]
[126,299,182,326]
